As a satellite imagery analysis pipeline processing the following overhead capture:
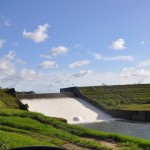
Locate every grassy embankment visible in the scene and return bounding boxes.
[0,87,150,149]
[79,84,150,111]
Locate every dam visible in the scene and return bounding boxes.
[19,92,116,124]
[19,92,150,140]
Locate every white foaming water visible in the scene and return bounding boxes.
[21,98,115,124]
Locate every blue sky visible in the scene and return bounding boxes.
[0,0,150,92]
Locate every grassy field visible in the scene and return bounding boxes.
[0,87,150,149]
[1,109,150,150]
[78,84,150,111]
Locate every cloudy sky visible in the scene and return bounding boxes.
[0,0,150,92]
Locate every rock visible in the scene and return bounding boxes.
[73,116,83,121]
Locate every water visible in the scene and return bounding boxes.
[80,120,150,140]
[21,97,115,124]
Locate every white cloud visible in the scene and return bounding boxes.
[108,55,134,61]
[0,39,6,49]
[6,51,16,59]
[91,53,134,61]
[15,59,26,65]
[19,68,42,81]
[138,59,150,68]
[2,63,150,93]
[110,38,126,50]
[0,51,55,92]
[120,67,150,79]
[0,51,42,85]
[0,50,149,93]
[23,24,49,43]
[14,71,72,93]
[69,60,90,69]
[0,51,16,77]
[39,60,58,69]
[11,68,150,93]
[91,53,102,60]
[0,59,15,76]
[40,46,69,59]
[120,67,135,78]
[133,69,150,77]
[40,54,52,59]
[72,70,92,77]
[51,46,69,56]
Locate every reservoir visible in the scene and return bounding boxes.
[80,121,150,140]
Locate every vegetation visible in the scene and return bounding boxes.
[0,109,150,150]
[0,87,150,149]
[79,84,150,111]
[0,88,28,110]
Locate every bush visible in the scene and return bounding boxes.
[5,88,16,96]
[20,103,29,110]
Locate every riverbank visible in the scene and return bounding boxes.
[1,109,150,150]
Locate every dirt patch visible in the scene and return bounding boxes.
[81,137,118,150]
[100,140,118,150]
[63,143,91,150]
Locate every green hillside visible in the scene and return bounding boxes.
[0,88,28,110]
[79,84,150,111]
[0,87,150,149]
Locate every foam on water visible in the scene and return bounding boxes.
[21,97,116,124]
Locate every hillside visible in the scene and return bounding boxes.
[0,88,28,110]
[0,88,150,149]
[79,84,150,111]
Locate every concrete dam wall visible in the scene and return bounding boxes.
[60,87,150,122]
[20,92,116,124]
[17,92,75,99]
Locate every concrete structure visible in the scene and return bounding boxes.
[60,87,150,122]
[21,97,116,124]
[18,87,150,122]
[20,91,116,124]
[17,92,74,99]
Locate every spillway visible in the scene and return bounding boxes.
[21,97,116,124]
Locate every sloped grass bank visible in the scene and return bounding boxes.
[0,109,150,150]
[78,84,150,111]
[0,88,27,110]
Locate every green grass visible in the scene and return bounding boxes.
[0,130,54,149]
[116,104,150,111]
[0,88,27,110]
[0,109,150,149]
[0,109,109,149]
[0,87,150,149]
[78,84,150,111]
